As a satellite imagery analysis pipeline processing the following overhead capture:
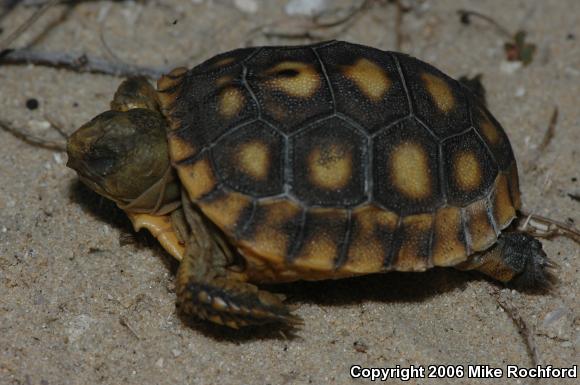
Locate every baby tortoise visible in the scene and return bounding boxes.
[67,41,559,329]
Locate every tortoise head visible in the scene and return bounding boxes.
[67,79,181,215]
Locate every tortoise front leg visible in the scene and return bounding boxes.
[456,232,553,288]
[175,193,300,329]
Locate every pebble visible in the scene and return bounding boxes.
[500,60,522,74]
[540,306,572,340]
[171,349,182,357]
[29,120,51,131]
[66,314,93,342]
[53,153,64,165]
[285,0,328,16]
[155,357,164,368]
[233,0,258,14]
[542,306,567,327]
[515,87,526,97]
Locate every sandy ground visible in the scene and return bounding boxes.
[0,1,578,384]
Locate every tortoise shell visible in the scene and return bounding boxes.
[156,40,521,282]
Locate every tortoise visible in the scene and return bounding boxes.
[66,40,552,329]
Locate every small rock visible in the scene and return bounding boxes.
[29,120,51,131]
[539,306,572,340]
[285,0,328,16]
[353,340,368,353]
[233,0,258,14]
[53,153,64,165]
[171,349,182,357]
[155,357,164,368]
[500,60,522,74]
[515,87,526,97]
[66,314,93,342]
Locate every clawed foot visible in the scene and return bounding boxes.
[176,277,301,329]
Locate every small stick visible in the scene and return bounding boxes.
[0,48,168,78]
[538,106,558,153]
[489,287,540,370]
[0,0,59,52]
[519,210,580,244]
[119,316,141,340]
[0,117,66,151]
[457,9,513,39]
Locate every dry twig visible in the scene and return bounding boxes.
[488,287,539,369]
[519,210,580,244]
[119,315,141,340]
[457,9,512,38]
[0,48,167,77]
[0,117,66,151]
[0,0,59,52]
[538,106,558,153]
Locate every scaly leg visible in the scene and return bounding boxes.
[175,193,300,328]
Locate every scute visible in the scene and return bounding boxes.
[395,53,471,138]
[316,41,409,133]
[238,198,303,264]
[161,41,521,278]
[290,116,367,207]
[442,129,498,206]
[166,54,258,164]
[211,120,285,197]
[245,46,334,134]
[472,103,515,171]
[373,118,442,214]
[291,208,349,270]
[341,204,397,274]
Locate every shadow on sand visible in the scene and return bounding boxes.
[69,178,490,342]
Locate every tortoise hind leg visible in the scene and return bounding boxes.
[456,232,554,288]
[176,196,300,329]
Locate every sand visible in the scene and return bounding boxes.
[1,1,578,384]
